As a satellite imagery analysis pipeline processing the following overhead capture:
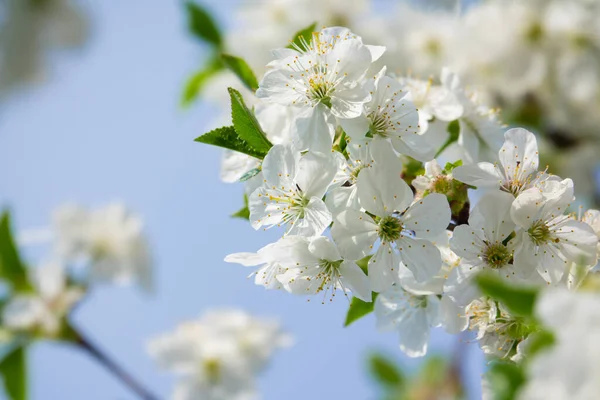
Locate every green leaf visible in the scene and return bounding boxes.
[344,292,378,327]
[287,22,318,50]
[486,361,525,400]
[475,273,538,318]
[526,330,555,357]
[0,212,31,292]
[356,255,372,274]
[195,126,264,159]
[0,345,27,400]
[229,88,273,157]
[231,195,250,220]
[435,119,460,158]
[221,54,259,92]
[443,159,463,174]
[368,353,404,388]
[185,2,222,48]
[181,57,224,107]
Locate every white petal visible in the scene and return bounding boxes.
[402,193,451,239]
[308,236,341,261]
[286,197,332,237]
[397,308,430,357]
[338,115,370,140]
[499,128,539,180]
[261,145,298,189]
[391,132,436,162]
[443,264,481,307]
[325,186,360,217]
[224,252,264,267]
[293,105,336,152]
[555,220,598,266]
[369,244,400,293]
[398,238,442,282]
[469,191,516,243]
[440,295,468,334]
[452,163,503,187]
[248,187,285,230]
[339,261,372,302]
[510,187,545,229]
[357,165,412,216]
[449,225,486,261]
[331,210,378,260]
[297,151,338,198]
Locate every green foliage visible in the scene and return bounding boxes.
[181,57,224,107]
[435,120,460,158]
[443,159,463,174]
[287,22,317,50]
[229,88,273,156]
[475,273,538,318]
[369,354,405,388]
[344,292,378,327]
[0,212,31,293]
[356,255,372,274]
[231,195,250,220]
[221,54,259,92]
[195,126,266,159]
[185,2,222,49]
[526,330,555,357]
[486,361,525,400]
[401,157,425,186]
[0,345,27,400]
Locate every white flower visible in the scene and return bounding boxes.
[224,240,295,290]
[148,310,291,400]
[331,165,450,291]
[511,179,598,284]
[249,145,340,236]
[274,26,385,63]
[325,139,402,217]
[275,236,371,302]
[375,283,441,357]
[256,29,377,151]
[447,191,520,306]
[52,203,153,291]
[463,297,516,358]
[517,289,600,400]
[397,75,463,134]
[412,159,455,199]
[439,69,505,164]
[453,128,548,196]
[2,261,83,337]
[339,70,434,161]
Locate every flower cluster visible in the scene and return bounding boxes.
[196,0,600,200]
[207,26,600,362]
[148,309,291,400]
[1,203,152,340]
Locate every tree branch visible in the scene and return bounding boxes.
[72,327,159,400]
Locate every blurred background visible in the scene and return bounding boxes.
[0,1,485,399]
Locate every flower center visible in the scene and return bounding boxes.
[378,216,402,242]
[528,220,551,246]
[308,79,334,107]
[483,242,512,269]
[202,358,221,384]
[350,165,365,183]
[367,111,391,138]
[432,175,452,194]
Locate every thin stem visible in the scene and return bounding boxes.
[72,327,160,400]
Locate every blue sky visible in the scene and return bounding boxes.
[0,2,483,399]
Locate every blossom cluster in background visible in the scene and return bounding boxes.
[149,310,291,400]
